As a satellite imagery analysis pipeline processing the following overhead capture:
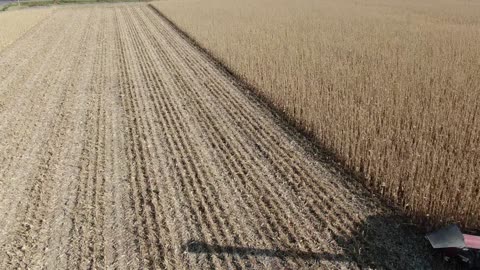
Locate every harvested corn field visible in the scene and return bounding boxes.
[0,8,52,51]
[0,3,435,269]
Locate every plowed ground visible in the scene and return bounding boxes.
[0,4,434,269]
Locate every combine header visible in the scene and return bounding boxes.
[427,225,480,269]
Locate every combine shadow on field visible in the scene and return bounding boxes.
[184,241,348,262]
[184,214,452,269]
[332,214,451,269]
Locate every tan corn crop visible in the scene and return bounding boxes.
[152,0,480,228]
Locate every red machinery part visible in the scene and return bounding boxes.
[464,234,480,250]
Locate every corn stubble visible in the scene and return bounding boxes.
[152,0,480,228]
[0,8,51,52]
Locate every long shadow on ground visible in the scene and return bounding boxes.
[184,241,347,263]
[184,214,455,269]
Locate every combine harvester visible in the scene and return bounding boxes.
[427,225,480,269]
